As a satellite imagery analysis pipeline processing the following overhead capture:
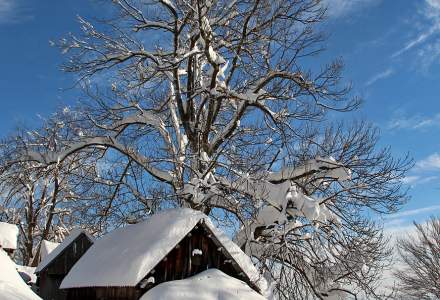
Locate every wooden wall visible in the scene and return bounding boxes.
[143,225,248,285]
[38,273,68,300]
[67,287,142,300]
[38,233,93,300]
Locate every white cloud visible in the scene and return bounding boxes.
[387,113,440,131]
[415,153,440,171]
[380,222,418,294]
[0,0,15,23]
[383,205,440,247]
[385,205,440,220]
[365,68,394,86]
[323,0,380,18]
[402,175,438,185]
[0,0,30,24]
[416,39,440,70]
[402,176,420,185]
[380,209,438,293]
[391,0,440,69]
[426,0,440,17]
[399,153,440,187]
[391,24,440,58]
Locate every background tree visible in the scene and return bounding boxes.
[5,0,411,298]
[394,217,440,300]
[0,113,104,266]
[0,110,164,266]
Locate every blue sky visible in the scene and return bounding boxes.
[320,0,440,232]
[0,0,439,232]
[0,0,98,129]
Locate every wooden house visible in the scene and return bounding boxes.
[35,230,94,300]
[60,208,265,300]
[0,221,19,256]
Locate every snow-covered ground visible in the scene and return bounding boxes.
[0,250,41,300]
[140,269,266,300]
[16,264,37,285]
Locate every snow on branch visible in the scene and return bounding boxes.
[267,157,351,183]
[254,71,312,92]
[181,157,349,234]
[23,137,175,183]
[158,0,177,18]
[109,112,164,131]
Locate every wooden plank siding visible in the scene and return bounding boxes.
[141,225,243,284]
[38,273,68,300]
[65,223,257,300]
[38,233,93,300]
[67,287,142,300]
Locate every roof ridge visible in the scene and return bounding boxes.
[36,229,94,273]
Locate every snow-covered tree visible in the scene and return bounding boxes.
[13,1,410,298]
[0,115,105,266]
[394,217,440,300]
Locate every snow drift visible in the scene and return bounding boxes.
[140,269,266,300]
[0,249,41,300]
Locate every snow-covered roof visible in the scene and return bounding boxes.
[40,240,60,261]
[140,269,266,300]
[16,265,37,284]
[0,222,19,250]
[35,229,94,273]
[0,250,41,300]
[61,208,264,291]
